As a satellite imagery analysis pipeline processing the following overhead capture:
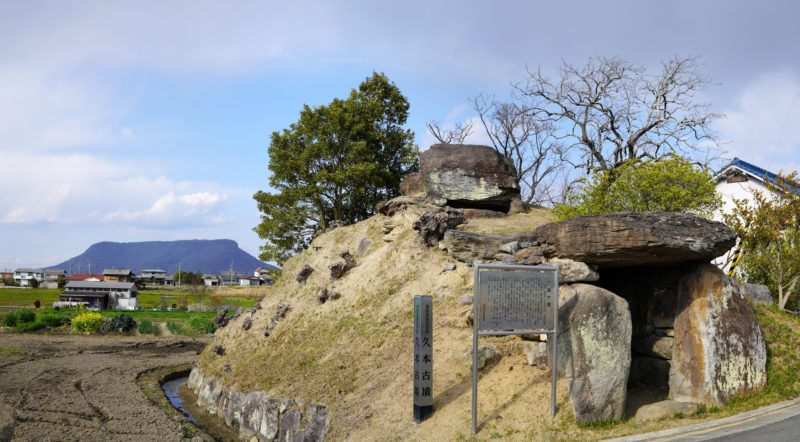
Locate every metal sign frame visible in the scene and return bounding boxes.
[471,263,559,435]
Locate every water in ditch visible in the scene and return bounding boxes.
[162,376,202,426]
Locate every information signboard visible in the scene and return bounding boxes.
[472,264,558,434]
[413,295,433,423]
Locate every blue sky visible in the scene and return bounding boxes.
[1,0,799,270]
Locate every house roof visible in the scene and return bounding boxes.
[714,158,779,184]
[66,273,104,281]
[140,269,166,273]
[15,268,43,273]
[65,281,136,290]
[103,268,132,276]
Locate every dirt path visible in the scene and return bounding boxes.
[0,334,208,442]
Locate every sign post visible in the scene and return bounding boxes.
[413,295,433,423]
[471,264,559,434]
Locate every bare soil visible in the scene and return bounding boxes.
[0,333,209,442]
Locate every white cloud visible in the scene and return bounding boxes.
[0,150,231,226]
[718,70,800,173]
[102,191,227,224]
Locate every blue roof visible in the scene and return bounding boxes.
[716,157,779,184]
[717,157,800,195]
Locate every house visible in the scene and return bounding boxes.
[43,269,67,289]
[103,268,134,282]
[140,269,167,286]
[0,271,14,283]
[13,268,44,287]
[713,158,784,218]
[57,281,138,310]
[218,271,243,286]
[713,158,794,273]
[239,276,264,287]
[203,274,220,287]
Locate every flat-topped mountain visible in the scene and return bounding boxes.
[47,239,276,275]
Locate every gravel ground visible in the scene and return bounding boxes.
[0,333,209,442]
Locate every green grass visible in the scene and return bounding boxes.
[0,287,259,311]
[166,320,186,335]
[138,320,153,334]
[0,288,60,307]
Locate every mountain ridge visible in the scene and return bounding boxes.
[47,239,277,275]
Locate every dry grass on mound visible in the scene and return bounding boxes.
[196,206,800,441]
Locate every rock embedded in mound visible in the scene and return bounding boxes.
[296,264,314,284]
[329,251,356,279]
[534,212,737,268]
[412,207,466,247]
[670,264,767,405]
[443,230,540,264]
[420,143,521,213]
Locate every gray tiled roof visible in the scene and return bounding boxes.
[65,281,136,290]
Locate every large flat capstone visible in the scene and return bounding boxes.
[534,212,736,268]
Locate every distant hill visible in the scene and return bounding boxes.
[47,239,278,275]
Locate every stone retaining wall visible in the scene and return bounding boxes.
[187,365,329,441]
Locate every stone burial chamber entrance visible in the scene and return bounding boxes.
[598,266,686,402]
[532,212,769,417]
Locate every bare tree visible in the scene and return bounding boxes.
[520,55,721,174]
[471,94,569,206]
[426,119,474,144]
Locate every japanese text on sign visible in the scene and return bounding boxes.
[477,270,555,331]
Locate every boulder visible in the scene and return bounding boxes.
[377,195,434,216]
[421,144,520,212]
[669,264,767,405]
[463,345,500,371]
[740,282,773,305]
[633,400,697,422]
[356,238,373,257]
[546,258,599,284]
[549,283,631,423]
[534,212,737,268]
[521,341,548,368]
[400,172,426,196]
[413,207,466,247]
[329,251,356,279]
[444,230,540,264]
[296,265,314,284]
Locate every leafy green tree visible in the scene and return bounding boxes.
[723,173,800,310]
[254,72,418,263]
[554,155,720,219]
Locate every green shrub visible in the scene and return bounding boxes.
[1,312,18,327]
[101,314,136,334]
[138,320,153,334]
[72,312,103,333]
[166,321,185,335]
[188,317,216,334]
[39,312,69,328]
[554,156,720,219]
[15,321,45,333]
[17,309,35,323]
